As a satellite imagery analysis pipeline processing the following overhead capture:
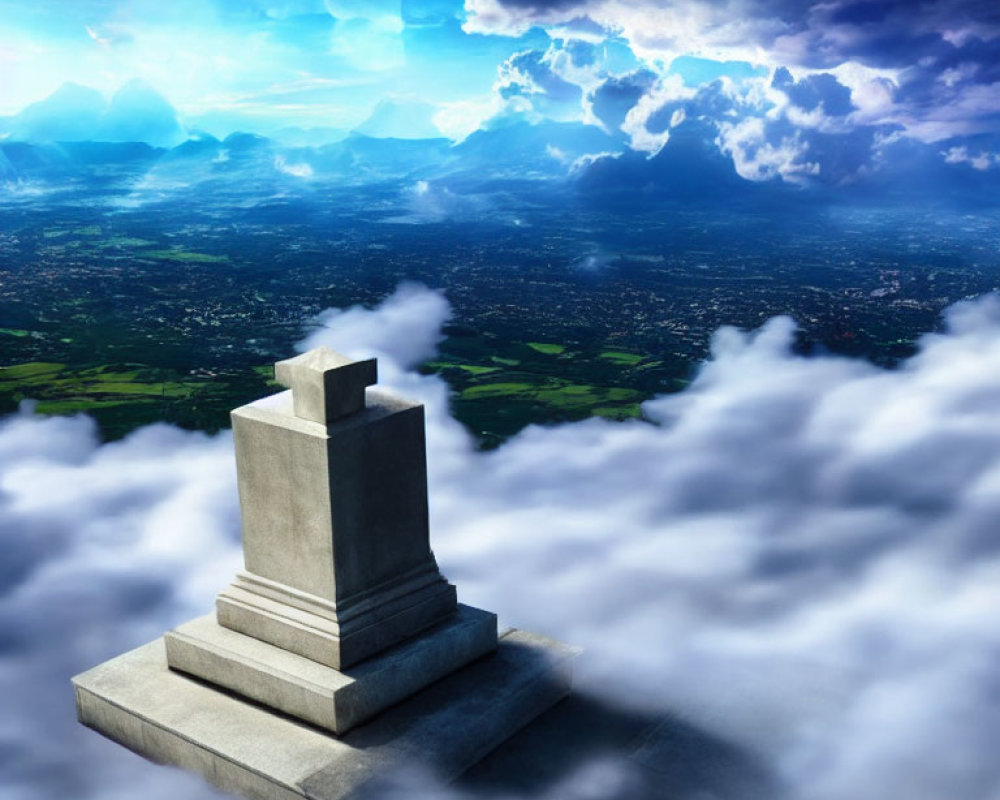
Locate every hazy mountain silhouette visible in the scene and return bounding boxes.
[454,119,622,177]
[1,81,184,148]
[0,109,994,209]
[354,98,443,140]
[575,120,778,208]
[5,83,107,142]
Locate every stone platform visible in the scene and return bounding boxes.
[164,604,498,734]
[73,348,582,798]
[73,627,578,800]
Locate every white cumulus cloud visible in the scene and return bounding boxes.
[4,284,1000,799]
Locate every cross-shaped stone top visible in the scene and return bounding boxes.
[274,347,377,424]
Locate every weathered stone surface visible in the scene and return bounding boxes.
[165,604,498,734]
[227,383,457,669]
[274,347,376,424]
[216,567,458,671]
[73,347,581,798]
[74,629,578,800]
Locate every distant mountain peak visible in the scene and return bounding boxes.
[2,80,185,148]
[354,98,443,140]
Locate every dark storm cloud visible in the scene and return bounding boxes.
[589,69,658,131]
[467,0,1000,143]
[601,69,887,185]
[772,68,855,116]
[472,0,1000,61]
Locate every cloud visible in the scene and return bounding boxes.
[494,47,587,122]
[600,66,894,185]
[354,97,445,139]
[716,115,814,182]
[383,180,498,224]
[273,154,314,177]
[465,0,1000,69]
[296,282,452,369]
[943,144,1000,169]
[465,0,1000,168]
[421,289,1000,799]
[325,0,406,71]
[619,73,695,152]
[6,283,1000,799]
[772,67,855,116]
[483,39,642,131]
[588,68,658,132]
[0,412,239,800]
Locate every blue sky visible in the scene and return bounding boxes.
[1,0,553,138]
[2,0,998,182]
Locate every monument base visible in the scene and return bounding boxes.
[215,567,459,670]
[164,604,498,734]
[72,628,578,800]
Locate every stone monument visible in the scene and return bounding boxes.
[72,347,577,799]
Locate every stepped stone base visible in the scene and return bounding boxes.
[72,628,578,800]
[215,568,459,671]
[164,604,498,734]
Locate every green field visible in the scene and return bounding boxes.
[425,361,500,376]
[104,236,157,248]
[417,333,664,446]
[599,350,644,366]
[1,321,674,446]
[140,249,230,264]
[526,342,565,355]
[463,376,641,411]
[0,361,271,439]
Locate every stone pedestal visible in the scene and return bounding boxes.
[221,349,460,671]
[166,605,498,734]
[73,347,577,798]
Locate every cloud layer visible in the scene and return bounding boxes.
[464,0,1000,186]
[2,1,996,196]
[4,284,1000,799]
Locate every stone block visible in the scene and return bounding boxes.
[73,628,578,800]
[227,385,455,668]
[274,347,376,424]
[216,568,458,670]
[165,604,498,734]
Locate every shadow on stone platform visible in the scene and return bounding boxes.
[453,693,784,800]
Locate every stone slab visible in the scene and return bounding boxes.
[215,568,458,671]
[274,348,377,424]
[73,628,578,800]
[164,604,498,734]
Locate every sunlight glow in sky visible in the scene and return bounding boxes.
[0,0,550,136]
[2,0,996,154]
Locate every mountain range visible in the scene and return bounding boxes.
[1,82,996,210]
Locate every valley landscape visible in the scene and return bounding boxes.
[2,2,1000,800]
[2,130,996,444]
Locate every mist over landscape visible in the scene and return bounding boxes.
[2,1,1000,798]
